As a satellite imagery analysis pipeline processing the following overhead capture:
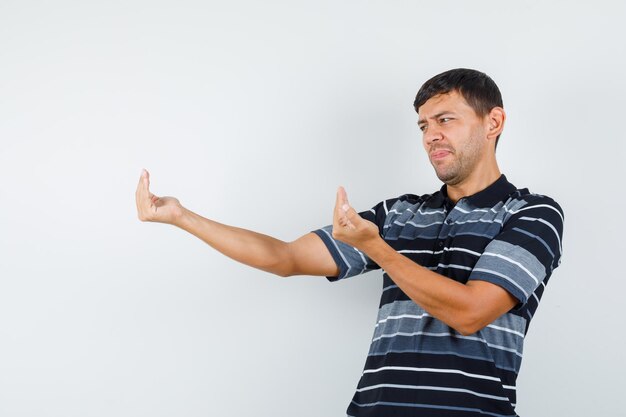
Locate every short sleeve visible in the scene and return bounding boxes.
[311,199,391,282]
[468,195,564,307]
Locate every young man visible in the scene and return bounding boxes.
[136,68,564,417]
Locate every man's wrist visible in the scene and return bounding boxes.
[361,235,391,264]
[172,206,193,229]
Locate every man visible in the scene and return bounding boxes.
[135,68,564,417]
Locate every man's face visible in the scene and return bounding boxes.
[417,90,489,186]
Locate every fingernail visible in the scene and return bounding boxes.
[342,203,349,211]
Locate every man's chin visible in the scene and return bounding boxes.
[435,170,461,185]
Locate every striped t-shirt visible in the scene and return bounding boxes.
[311,174,564,417]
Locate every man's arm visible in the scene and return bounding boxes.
[174,209,340,277]
[333,186,517,336]
[136,169,339,278]
[359,240,517,336]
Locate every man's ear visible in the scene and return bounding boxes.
[486,107,506,141]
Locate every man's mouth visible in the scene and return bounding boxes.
[430,150,452,160]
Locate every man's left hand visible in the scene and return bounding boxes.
[331,186,380,251]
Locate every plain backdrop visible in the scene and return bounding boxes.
[1,1,624,416]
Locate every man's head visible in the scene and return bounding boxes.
[414,68,504,148]
[414,69,506,185]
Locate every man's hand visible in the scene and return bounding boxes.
[331,186,380,250]
[135,169,184,224]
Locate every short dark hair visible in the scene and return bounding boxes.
[414,68,504,148]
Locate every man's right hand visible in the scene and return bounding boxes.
[135,169,184,225]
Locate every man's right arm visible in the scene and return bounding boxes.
[173,208,340,278]
[136,169,339,278]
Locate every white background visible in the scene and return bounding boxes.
[1,1,624,416]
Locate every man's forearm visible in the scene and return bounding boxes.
[361,237,479,334]
[353,235,517,335]
[173,207,291,277]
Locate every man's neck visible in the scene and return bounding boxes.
[445,165,502,204]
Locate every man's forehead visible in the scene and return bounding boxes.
[417,90,469,119]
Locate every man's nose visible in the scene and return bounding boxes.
[423,125,443,145]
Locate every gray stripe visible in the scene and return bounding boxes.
[371,330,522,357]
[471,267,529,301]
[369,331,522,372]
[350,400,516,417]
[367,348,520,373]
[355,383,510,401]
[473,239,547,297]
[318,226,355,279]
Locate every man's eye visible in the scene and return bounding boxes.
[419,125,426,132]
[440,117,451,123]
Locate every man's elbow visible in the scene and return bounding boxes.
[266,243,296,278]
[453,312,488,336]
[267,261,293,278]
[275,268,292,278]
[252,255,293,278]
[455,322,485,336]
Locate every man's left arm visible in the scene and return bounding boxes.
[332,186,564,336]
[357,242,518,335]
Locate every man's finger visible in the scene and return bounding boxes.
[142,169,150,191]
[337,186,358,219]
[336,185,353,213]
[335,186,346,211]
[136,169,155,211]
[343,204,359,221]
[137,169,147,195]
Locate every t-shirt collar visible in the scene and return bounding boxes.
[424,174,517,209]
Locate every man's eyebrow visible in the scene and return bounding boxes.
[418,111,455,125]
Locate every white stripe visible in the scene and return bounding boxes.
[444,246,482,257]
[362,365,502,382]
[372,331,522,357]
[390,207,447,216]
[376,313,524,339]
[482,252,540,286]
[355,383,510,401]
[472,267,529,299]
[519,216,562,254]
[320,228,353,276]
[383,200,389,215]
[397,246,481,258]
[532,292,540,304]
[485,324,525,338]
[398,249,435,255]
[437,263,473,271]
[452,205,471,214]
[388,220,443,228]
[461,208,490,213]
[451,218,503,225]
[417,208,446,215]
[415,247,479,257]
[353,247,370,275]
[369,208,375,215]
[375,313,431,327]
[461,336,522,357]
[511,204,564,223]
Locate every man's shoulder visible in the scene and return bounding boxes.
[508,188,564,219]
